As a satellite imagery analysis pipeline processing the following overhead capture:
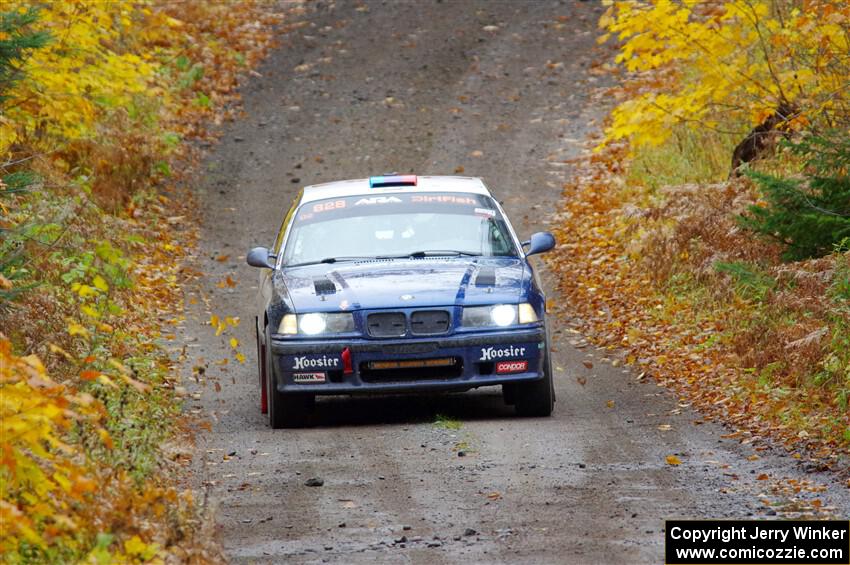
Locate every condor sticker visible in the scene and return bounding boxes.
[293,372,326,384]
[479,345,526,361]
[291,355,340,370]
[496,360,528,374]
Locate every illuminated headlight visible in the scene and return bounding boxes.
[462,303,539,328]
[299,313,327,335]
[490,304,517,326]
[278,313,355,335]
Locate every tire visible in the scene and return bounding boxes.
[265,325,314,429]
[513,347,555,417]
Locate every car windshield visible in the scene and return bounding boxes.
[282,192,518,266]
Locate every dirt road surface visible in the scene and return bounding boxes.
[182,2,850,563]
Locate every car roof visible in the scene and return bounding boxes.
[300,175,491,204]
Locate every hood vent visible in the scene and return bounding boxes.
[313,277,337,295]
[474,267,496,287]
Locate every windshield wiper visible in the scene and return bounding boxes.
[289,251,482,267]
[286,256,376,267]
[378,250,482,259]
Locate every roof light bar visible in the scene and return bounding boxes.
[369,175,417,188]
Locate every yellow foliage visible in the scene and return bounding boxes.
[0,338,103,553]
[1,0,281,560]
[1,2,159,156]
[601,0,850,147]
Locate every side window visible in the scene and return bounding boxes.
[273,189,303,254]
[486,219,511,255]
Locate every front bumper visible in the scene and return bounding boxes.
[270,326,546,394]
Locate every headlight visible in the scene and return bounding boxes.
[278,313,355,335]
[299,313,326,335]
[279,314,298,334]
[490,304,517,326]
[518,303,539,324]
[461,303,539,328]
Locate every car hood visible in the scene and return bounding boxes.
[276,257,528,312]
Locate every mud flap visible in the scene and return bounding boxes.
[257,317,268,414]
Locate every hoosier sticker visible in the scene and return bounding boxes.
[292,355,340,370]
[479,345,526,361]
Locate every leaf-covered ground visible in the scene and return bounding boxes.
[546,132,849,479]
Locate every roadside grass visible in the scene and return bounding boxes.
[626,125,735,192]
[434,414,463,430]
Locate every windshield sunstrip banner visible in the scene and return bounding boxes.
[295,192,500,224]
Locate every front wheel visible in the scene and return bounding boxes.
[265,326,314,429]
[511,348,555,417]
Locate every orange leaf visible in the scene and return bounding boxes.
[80,370,99,381]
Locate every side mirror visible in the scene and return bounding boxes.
[246,246,276,269]
[522,231,556,256]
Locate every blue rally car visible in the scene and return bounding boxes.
[247,175,557,428]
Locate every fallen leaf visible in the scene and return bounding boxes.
[666,455,682,466]
[80,370,99,381]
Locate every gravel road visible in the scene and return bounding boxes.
[182,1,850,563]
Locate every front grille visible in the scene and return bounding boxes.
[410,310,450,335]
[366,312,406,337]
[359,358,463,382]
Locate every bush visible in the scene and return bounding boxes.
[740,135,850,261]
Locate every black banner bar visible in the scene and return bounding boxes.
[665,520,849,565]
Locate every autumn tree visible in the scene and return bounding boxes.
[600,0,850,167]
